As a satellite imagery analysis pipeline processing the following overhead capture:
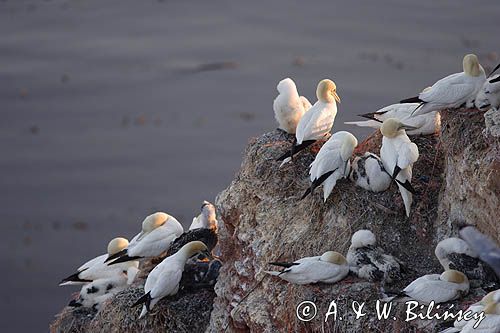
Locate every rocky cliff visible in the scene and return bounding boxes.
[51,108,499,333]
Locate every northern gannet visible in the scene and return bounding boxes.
[106,212,184,264]
[475,74,500,111]
[277,79,340,166]
[189,200,218,231]
[380,118,419,217]
[458,291,500,332]
[435,237,498,285]
[131,241,211,318]
[265,251,349,285]
[68,268,139,309]
[273,78,312,134]
[60,237,138,286]
[349,152,391,192]
[301,131,357,201]
[400,54,486,116]
[346,230,405,284]
[400,270,469,304]
[345,103,440,136]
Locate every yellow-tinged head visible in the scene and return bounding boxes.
[181,241,210,258]
[440,270,468,284]
[320,251,347,265]
[380,118,418,138]
[316,79,341,103]
[463,54,483,77]
[141,212,169,232]
[107,237,129,255]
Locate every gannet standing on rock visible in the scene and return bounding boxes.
[435,237,499,287]
[394,270,469,304]
[301,131,357,201]
[189,200,218,231]
[349,152,391,192]
[475,74,500,111]
[106,212,184,264]
[60,237,138,286]
[265,251,349,285]
[380,118,419,217]
[131,241,211,318]
[346,230,405,284]
[400,54,486,115]
[345,103,440,136]
[277,79,340,166]
[273,78,311,134]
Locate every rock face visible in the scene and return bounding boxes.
[207,109,499,332]
[50,109,499,333]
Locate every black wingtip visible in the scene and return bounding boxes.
[105,249,128,263]
[300,187,312,200]
[358,112,380,122]
[490,75,500,84]
[276,150,291,162]
[391,165,402,180]
[400,96,423,104]
[131,291,151,309]
[59,270,92,285]
[395,179,417,195]
[108,254,142,265]
[269,261,299,268]
[487,62,500,78]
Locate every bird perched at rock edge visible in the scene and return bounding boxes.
[380,118,419,217]
[189,200,218,231]
[131,241,211,318]
[105,212,184,265]
[475,74,500,112]
[277,79,340,166]
[400,54,486,115]
[346,229,406,284]
[265,251,349,285]
[301,131,357,202]
[349,152,392,192]
[345,103,440,136]
[273,77,312,134]
[60,237,138,286]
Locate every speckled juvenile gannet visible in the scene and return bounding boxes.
[265,251,349,285]
[131,241,211,318]
[345,103,440,136]
[106,212,184,264]
[380,118,419,217]
[60,237,138,286]
[399,270,469,304]
[273,78,312,134]
[460,226,500,278]
[435,237,498,285]
[475,74,500,111]
[301,131,357,201]
[349,152,391,192]
[277,79,340,166]
[400,54,486,115]
[347,230,404,284]
[189,201,218,230]
[68,268,139,309]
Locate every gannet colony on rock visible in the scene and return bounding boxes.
[56,53,500,332]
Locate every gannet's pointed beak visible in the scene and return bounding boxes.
[333,91,341,103]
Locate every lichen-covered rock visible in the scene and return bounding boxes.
[207,110,499,332]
